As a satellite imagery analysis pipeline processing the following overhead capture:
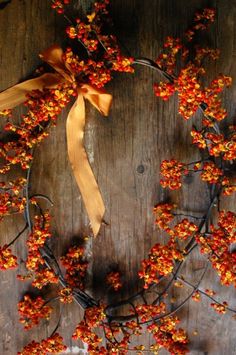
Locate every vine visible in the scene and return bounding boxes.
[0,1,235,354]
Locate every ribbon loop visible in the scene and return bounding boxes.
[0,73,62,111]
[39,45,74,83]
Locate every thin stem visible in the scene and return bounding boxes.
[7,223,28,247]
[62,10,91,56]
[30,194,54,206]
[176,276,236,313]
[108,263,208,325]
[24,162,33,232]
[173,213,204,220]
[152,261,184,306]
[63,13,73,25]
[50,305,64,337]
[185,242,198,255]
[127,350,155,353]
[129,301,140,324]
[101,323,114,346]
[134,57,224,127]
[185,160,204,166]
[106,186,219,321]
[133,58,175,82]
[93,31,109,53]
[77,38,92,56]
[23,150,97,310]
[184,185,221,255]
[149,262,209,324]
[42,296,60,308]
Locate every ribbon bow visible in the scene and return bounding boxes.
[0,45,112,236]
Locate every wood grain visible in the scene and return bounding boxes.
[0,0,235,354]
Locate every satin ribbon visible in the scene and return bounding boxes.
[0,45,112,237]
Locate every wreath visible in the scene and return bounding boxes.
[0,1,235,354]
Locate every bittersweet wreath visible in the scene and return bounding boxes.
[0,1,235,354]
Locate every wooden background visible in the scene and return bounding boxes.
[0,0,235,354]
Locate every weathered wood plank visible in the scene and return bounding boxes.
[0,0,235,354]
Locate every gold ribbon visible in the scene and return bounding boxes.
[0,45,112,237]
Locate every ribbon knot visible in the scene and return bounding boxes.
[0,45,112,236]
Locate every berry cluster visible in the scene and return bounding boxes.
[18,333,67,354]
[60,246,88,288]
[51,0,70,14]
[59,287,73,303]
[135,303,166,322]
[0,178,26,219]
[173,219,198,240]
[26,212,52,252]
[153,203,175,231]
[192,291,201,302]
[15,212,60,290]
[106,271,122,291]
[18,295,52,330]
[191,127,236,160]
[148,316,189,355]
[210,302,228,314]
[160,159,188,190]
[0,245,18,270]
[154,8,232,123]
[200,162,223,184]
[139,240,183,289]
[31,268,59,289]
[139,204,199,289]
[160,158,235,196]
[72,305,106,353]
[1,84,75,174]
[196,210,236,287]
[62,0,134,88]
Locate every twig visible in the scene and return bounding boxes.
[24,163,33,232]
[176,276,236,313]
[133,58,174,82]
[30,194,54,206]
[146,262,210,324]
[7,223,28,247]
[173,213,204,220]
[50,305,64,337]
[23,151,97,310]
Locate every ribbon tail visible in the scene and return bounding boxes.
[66,93,105,237]
[0,73,63,111]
